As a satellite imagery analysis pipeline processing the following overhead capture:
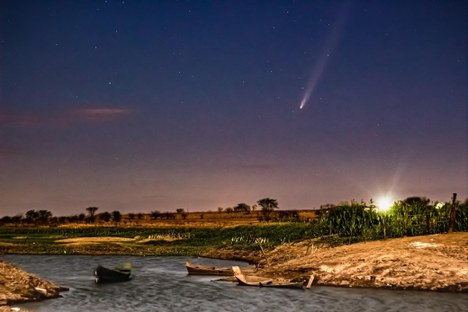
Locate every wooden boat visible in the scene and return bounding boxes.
[185,260,234,276]
[232,266,307,289]
[94,262,132,283]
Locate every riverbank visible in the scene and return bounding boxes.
[0,260,67,311]
[1,230,467,308]
[203,232,468,292]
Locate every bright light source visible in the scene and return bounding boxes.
[435,202,445,209]
[377,196,393,212]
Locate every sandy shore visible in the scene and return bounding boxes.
[203,232,468,292]
[0,260,67,311]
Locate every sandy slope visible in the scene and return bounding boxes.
[257,232,468,292]
[0,261,65,309]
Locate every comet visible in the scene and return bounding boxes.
[299,1,352,110]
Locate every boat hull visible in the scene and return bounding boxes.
[185,261,234,276]
[232,266,304,289]
[94,265,132,283]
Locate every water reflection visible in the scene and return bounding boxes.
[3,255,467,312]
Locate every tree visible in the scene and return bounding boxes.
[25,210,39,223]
[257,198,279,212]
[99,212,111,222]
[175,208,187,220]
[233,203,251,213]
[37,210,52,224]
[78,213,86,222]
[257,198,279,222]
[112,210,122,223]
[58,216,69,224]
[0,216,11,225]
[86,207,99,222]
[151,210,161,220]
[11,215,22,224]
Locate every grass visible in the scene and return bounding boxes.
[0,223,316,256]
[1,199,466,257]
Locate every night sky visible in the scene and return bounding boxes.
[1,1,466,216]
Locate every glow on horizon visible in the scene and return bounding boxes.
[376,196,394,212]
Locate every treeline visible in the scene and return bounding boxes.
[0,208,311,226]
[1,196,467,246]
[0,210,126,226]
[0,197,287,226]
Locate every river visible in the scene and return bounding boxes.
[3,255,467,312]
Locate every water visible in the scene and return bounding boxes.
[3,255,467,312]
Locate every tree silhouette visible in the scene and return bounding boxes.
[37,210,52,224]
[151,210,161,220]
[24,209,52,225]
[257,198,279,222]
[99,212,111,222]
[86,207,98,222]
[233,203,251,213]
[112,210,122,223]
[257,198,279,212]
[78,213,86,222]
[11,215,22,224]
[0,216,12,225]
[175,208,187,220]
[25,210,39,223]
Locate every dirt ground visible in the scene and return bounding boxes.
[0,260,66,311]
[252,232,468,292]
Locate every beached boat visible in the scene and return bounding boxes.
[185,260,234,276]
[232,266,307,289]
[94,262,132,283]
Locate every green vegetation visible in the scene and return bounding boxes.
[0,196,466,258]
[0,223,313,255]
[316,197,468,244]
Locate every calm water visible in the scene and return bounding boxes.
[3,255,467,312]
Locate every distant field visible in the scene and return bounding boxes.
[115,210,319,227]
[0,210,319,228]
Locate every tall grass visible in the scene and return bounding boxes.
[316,198,468,243]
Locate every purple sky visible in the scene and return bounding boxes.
[1,0,466,216]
